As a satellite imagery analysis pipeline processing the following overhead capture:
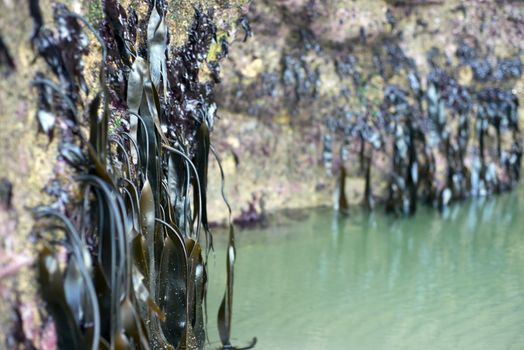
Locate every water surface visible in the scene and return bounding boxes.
[206,189,524,349]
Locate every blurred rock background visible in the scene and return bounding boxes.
[206,0,524,224]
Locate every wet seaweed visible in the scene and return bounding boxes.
[28,1,253,349]
[323,31,521,216]
[237,15,252,43]
[0,34,15,74]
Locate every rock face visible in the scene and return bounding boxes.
[206,0,524,223]
[0,1,60,347]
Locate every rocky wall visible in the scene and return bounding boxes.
[206,0,524,224]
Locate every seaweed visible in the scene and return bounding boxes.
[322,32,521,215]
[29,1,253,350]
[0,34,15,74]
[237,15,252,43]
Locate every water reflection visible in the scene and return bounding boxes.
[206,188,524,350]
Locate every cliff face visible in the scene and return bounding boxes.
[206,0,524,223]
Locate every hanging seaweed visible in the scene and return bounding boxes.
[29,1,254,349]
[322,27,522,216]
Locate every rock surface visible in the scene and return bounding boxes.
[206,0,524,224]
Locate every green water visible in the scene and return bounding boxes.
[205,188,524,350]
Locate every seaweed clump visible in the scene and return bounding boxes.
[324,35,522,216]
[27,1,255,349]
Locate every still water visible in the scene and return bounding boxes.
[205,188,524,350]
